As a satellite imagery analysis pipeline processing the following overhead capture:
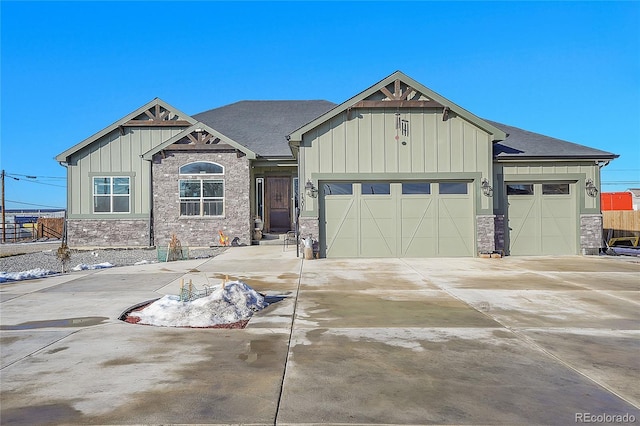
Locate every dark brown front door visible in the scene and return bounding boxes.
[266,177,291,233]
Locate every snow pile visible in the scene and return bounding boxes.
[131,281,268,327]
[72,262,114,271]
[0,268,56,283]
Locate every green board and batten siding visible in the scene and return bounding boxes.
[300,108,494,212]
[300,108,492,258]
[303,109,492,175]
[67,126,187,218]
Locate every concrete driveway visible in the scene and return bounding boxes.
[1,246,638,425]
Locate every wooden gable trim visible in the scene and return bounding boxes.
[141,122,256,160]
[288,71,507,142]
[121,120,192,127]
[56,98,197,162]
[351,100,444,108]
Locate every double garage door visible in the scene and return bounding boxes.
[320,181,474,258]
[506,182,578,255]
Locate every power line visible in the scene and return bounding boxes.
[4,199,65,209]
[6,172,65,180]
[4,173,66,188]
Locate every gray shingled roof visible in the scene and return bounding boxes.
[193,100,337,157]
[488,120,617,160]
[194,101,617,160]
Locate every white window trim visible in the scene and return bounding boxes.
[179,179,225,217]
[92,176,131,214]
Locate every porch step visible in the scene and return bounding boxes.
[252,233,294,246]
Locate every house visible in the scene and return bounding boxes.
[627,189,640,211]
[56,71,617,256]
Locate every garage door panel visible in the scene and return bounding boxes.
[438,198,474,256]
[360,197,396,257]
[507,183,577,255]
[325,197,358,257]
[400,198,437,257]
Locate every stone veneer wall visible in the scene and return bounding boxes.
[67,219,150,247]
[298,216,319,241]
[580,214,603,255]
[152,151,251,247]
[476,215,497,254]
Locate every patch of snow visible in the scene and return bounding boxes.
[133,260,156,265]
[131,280,267,327]
[72,262,114,271]
[0,268,56,283]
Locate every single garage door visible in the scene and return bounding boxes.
[506,182,577,255]
[321,181,474,258]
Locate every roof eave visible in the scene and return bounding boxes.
[495,154,619,162]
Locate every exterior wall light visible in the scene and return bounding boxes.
[305,179,318,198]
[585,178,598,197]
[481,178,493,197]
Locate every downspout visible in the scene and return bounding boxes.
[58,161,69,244]
[141,155,154,247]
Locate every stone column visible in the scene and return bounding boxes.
[476,215,497,254]
[580,214,603,255]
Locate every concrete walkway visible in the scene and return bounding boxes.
[1,246,639,425]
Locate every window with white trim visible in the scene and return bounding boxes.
[179,162,224,217]
[93,177,130,213]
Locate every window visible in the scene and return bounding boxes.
[439,182,468,194]
[179,162,223,175]
[361,183,390,195]
[179,180,224,216]
[507,184,534,195]
[542,183,570,195]
[256,178,264,220]
[179,162,224,217]
[93,177,130,213]
[402,182,431,194]
[323,183,353,195]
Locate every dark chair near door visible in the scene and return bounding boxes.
[283,230,297,251]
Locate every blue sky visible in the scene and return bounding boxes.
[1,1,639,210]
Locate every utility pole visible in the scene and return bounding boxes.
[1,169,5,243]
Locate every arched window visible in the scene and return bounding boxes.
[179,161,223,175]
[179,162,224,216]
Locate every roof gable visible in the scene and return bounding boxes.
[55,98,196,162]
[288,71,507,142]
[141,122,256,160]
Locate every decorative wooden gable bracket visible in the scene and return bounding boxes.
[184,129,220,145]
[120,104,192,134]
[171,129,220,149]
[351,79,445,108]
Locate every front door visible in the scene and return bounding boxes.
[266,177,291,233]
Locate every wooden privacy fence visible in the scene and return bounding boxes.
[37,217,64,239]
[603,210,640,237]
